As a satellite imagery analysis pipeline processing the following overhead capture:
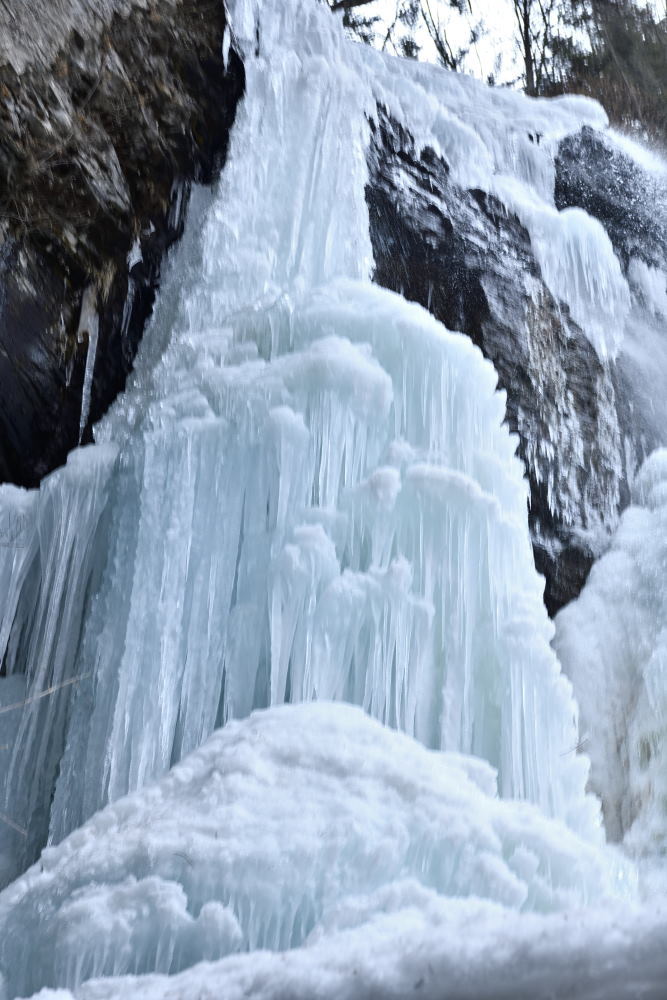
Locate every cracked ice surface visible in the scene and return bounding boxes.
[0,703,621,999]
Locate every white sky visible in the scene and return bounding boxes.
[366,0,524,84]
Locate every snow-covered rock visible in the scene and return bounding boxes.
[368,113,667,616]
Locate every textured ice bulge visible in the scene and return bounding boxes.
[555,449,667,853]
[0,0,613,880]
[0,703,618,999]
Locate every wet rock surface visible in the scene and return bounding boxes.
[0,0,244,487]
[366,110,634,614]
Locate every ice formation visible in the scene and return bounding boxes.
[29,887,667,1000]
[0,703,619,999]
[0,0,662,995]
[627,258,667,320]
[0,0,618,877]
[76,287,100,444]
[555,450,667,853]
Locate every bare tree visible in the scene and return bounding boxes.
[378,1,421,56]
[420,0,480,72]
[327,0,380,45]
[510,0,560,95]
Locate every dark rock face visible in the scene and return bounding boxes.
[366,110,630,615]
[0,0,244,487]
[556,125,667,271]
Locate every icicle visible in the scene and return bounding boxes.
[77,286,99,443]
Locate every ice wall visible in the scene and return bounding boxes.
[0,0,629,877]
[555,450,667,853]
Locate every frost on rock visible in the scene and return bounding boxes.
[0,703,618,999]
[555,449,667,853]
[0,0,661,995]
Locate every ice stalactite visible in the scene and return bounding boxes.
[0,446,117,877]
[77,287,100,444]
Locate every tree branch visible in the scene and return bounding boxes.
[330,0,376,11]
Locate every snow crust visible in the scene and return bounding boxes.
[555,449,667,853]
[0,703,621,999]
[26,891,667,1000]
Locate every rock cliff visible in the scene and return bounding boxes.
[0,0,244,486]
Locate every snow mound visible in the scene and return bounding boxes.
[0,703,617,999]
[555,449,667,851]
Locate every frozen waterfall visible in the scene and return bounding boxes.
[0,0,618,875]
[0,0,664,996]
